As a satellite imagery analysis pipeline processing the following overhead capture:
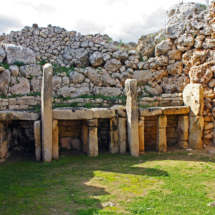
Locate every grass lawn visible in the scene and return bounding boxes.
[0,150,215,215]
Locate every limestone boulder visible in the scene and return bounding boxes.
[93,86,121,96]
[161,75,190,93]
[194,35,206,48]
[203,87,215,99]
[168,50,182,60]
[177,34,195,52]
[209,79,215,88]
[189,63,213,84]
[85,67,116,86]
[104,59,122,72]
[31,76,42,92]
[3,44,36,64]
[63,48,89,67]
[156,55,169,66]
[0,46,6,62]
[52,76,62,90]
[57,86,90,98]
[9,65,19,77]
[202,38,215,49]
[69,71,85,84]
[133,70,152,84]
[155,39,172,56]
[144,85,163,96]
[10,77,30,95]
[167,61,183,76]
[112,50,128,60]
[0,70,10,95]
[20,64,42,78]
[89,52,104,67]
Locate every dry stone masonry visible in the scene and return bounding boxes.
[1,1,215,162]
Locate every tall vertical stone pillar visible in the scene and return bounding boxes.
[125,79,139,157]
[139,117,145,154]
[41,63,53,162]
[157,115,167,152]
[183,84,204,149]
[0,121,8,162]
[34,120,41,161]
[110,116,119,153]
[52,120,59,159]
[82,120,88,153]
[118,117,127,154]
[178,116,189,149]
[87,119,98,156]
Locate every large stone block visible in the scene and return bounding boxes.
[88,127,98,156]
[109,130,119,154]
[87,119,98,127]
[34,120,41,161]
[125,79,139,157]
[82,120,88,153]
[139,107,162,117]
[110,116,118,131]
[118,118,126,154]
[189,116,204,149]
[139,119,145,153]
[41,63,53,162]
[183,84,204,117]
[0,122,7,159]
[178,116,189,141]
[92,108,115,119]
[156,128,167,152]
[162,106,190,115]
[157,115,167,128]
[178,140,188,149]
[0,70,10,95]
[52,120,59,160]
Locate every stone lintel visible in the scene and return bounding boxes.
[162,106,190,115]
[139,108,162,117]
[92,108,115,119]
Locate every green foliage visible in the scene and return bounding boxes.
[14,60,25,67]
[139,53,144,62]
[193,34,197,38]
[0,93,7,99]
[52,102,78,109]
[52,65,75,77]
[84,102,92,108]
[38,60,48,66]
[30,105,41,113]
[118,37,125,46]
[0,62,9,69]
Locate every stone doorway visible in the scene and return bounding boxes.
[98,119,110,153]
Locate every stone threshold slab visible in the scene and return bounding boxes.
[139,106,190,117]
[0,110,39,120]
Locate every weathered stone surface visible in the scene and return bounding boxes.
[155,39,172,56]
[189,116,204,149]
[0,110,39,120]
[209,79,215,88]
[183,84,204,116]
[139,119,144,152]
[157,128,167,152]
[109,130,119,153]
[82,120,88,153]
[89,52,104,67]
[204,122,214,130]
[11,77,30,95]
[178,116,189,141]
[133,70,152,84]
[0,69,10,95]
[139,108,162,116]
[167,62,183,76]
[60,138,71,150]
[189,64,213,84]
[118,117,126,154]
[162,106,190,115]
[118,109,126,118]
[31,76,42,92]
[177,34,195,51]
[104,59,122,72]
[92,108,115,118]
[53,108,93,120]
[178,140,188,149]
[168,50,182,60]
[144,85,163,96]
[69,71,85,83]
[125,79,139,157]
[158,115,167,128]
[87,119,98,127]
[0,122,8,159]
[34,120,41,161]
[52,120,59,160]
[112,50,128,60]
[20,64,42,78]
[57,86,90,98]
[9,65,19,77]
[70,139,81,150]
[41,63,53,162]
[93,86,121,96]
[0,46,6,62]
[63,48,89,67]
[3,44,36,64]
[88,127,98,156]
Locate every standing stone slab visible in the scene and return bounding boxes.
[82,120,88,153]
[118,118,127,154]
[125,79,139,157]
[88,127,98,156]
[110,117,119,153]
[41,63,53,162]
[52,120,59,160]
[34,120,41,161]
[0,122,8,159]
[157,115,167,152]
[139,118,145,153]
[178,116,189,141]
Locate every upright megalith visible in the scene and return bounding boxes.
[0,122,8,161]
[41,63,53,162]
[110,116,119,153]
[139,117,145,153]
[183,84,204,149]
[118,117,127,154]
[157,115,167,152]
[125,79,139,157]
[52,120,59,160]
[87,119,98,156]
[34,120,41,161]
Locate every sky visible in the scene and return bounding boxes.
[0,0,211,43]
